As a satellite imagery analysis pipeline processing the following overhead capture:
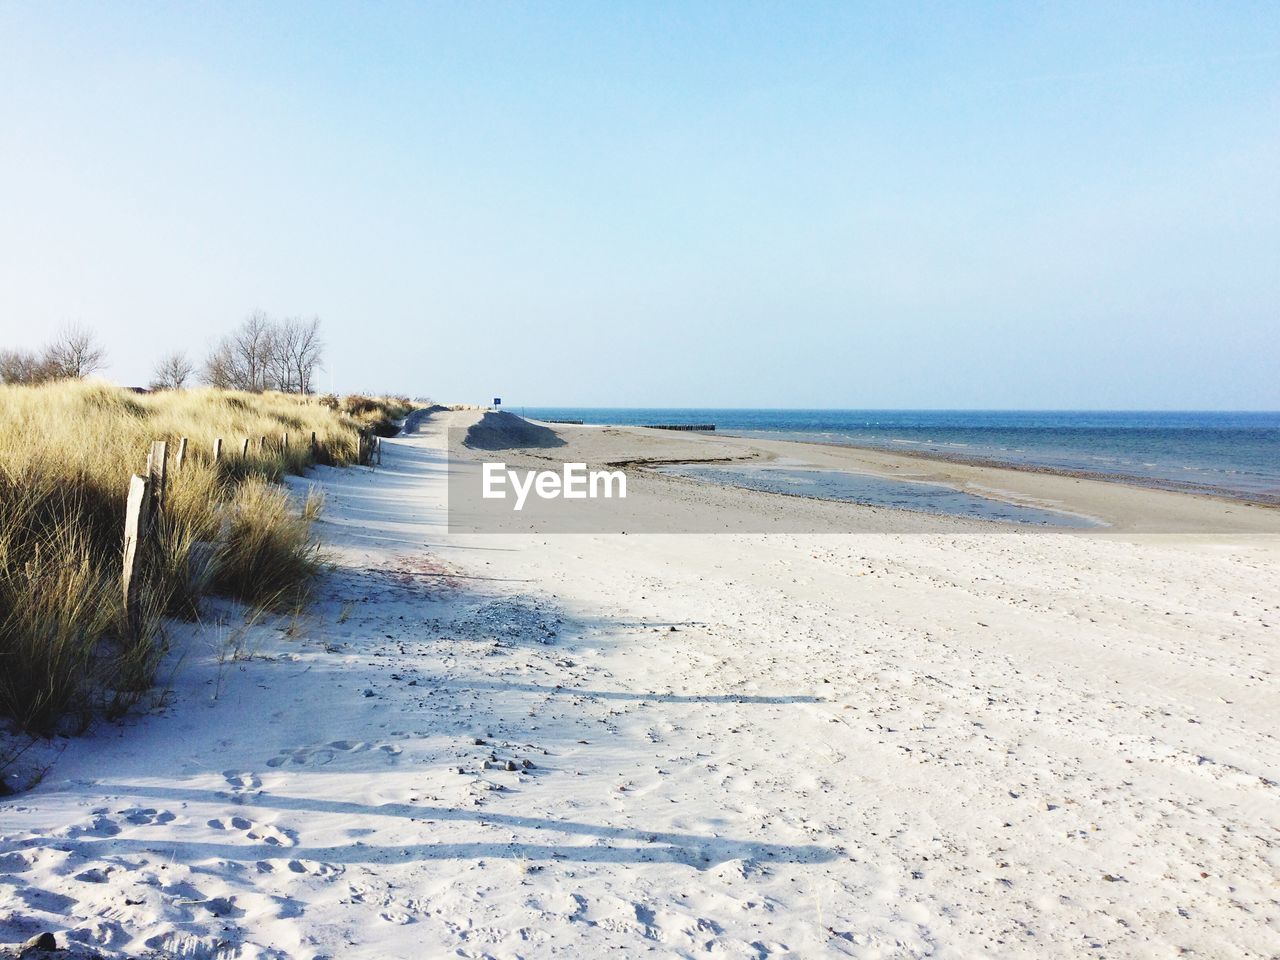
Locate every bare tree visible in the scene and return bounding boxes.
[263,324,293,392]
[240,311,276,391]
[202,312,324,393]
[150,351,195,390]
[2,327,106,384]
[201,339,234,389]
[0,349,48,385]
[272,316,324,394]
[43,324,106,379]
[202,311,276,392]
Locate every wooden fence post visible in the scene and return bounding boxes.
[376,436,383,465]
[175,437,188,471]
[259,436,267,453]
[282,432,289,453]
[146,440,168,512]
[122,474,151,636]
[213,437,223,462]
[241,438,250,458]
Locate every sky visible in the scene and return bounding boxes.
[1,2,1277,409]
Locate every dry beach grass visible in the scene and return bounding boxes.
[0,381,410,739]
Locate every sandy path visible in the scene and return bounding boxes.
[1,416,1277,958]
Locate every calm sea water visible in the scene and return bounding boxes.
[518,409,1280,503]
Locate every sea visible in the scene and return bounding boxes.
[517,408,1280,506]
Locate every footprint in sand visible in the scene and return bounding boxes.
[207,816,299,848]
[16,887,78,914]
[265,740,402,768]
[286,859,343,879]
[57,814,121,839]
[0,852,33,873]
[274,895,305,919]
[222,770,262,791]
[119,807,176,826]
[218,770,265,806]
[67,919,129,950]
[47,808,153,841]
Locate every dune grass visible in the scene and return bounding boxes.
[336,393,415,437]
[0,381,411,736]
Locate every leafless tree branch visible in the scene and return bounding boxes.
[150,351,195,390]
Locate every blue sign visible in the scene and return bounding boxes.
[493,397,501,406]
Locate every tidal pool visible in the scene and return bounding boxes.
[653,463,1103,528]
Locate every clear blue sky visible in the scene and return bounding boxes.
[1,2,1277,408]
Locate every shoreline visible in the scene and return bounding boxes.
[537,416,1280,510]
[518,409,1280,509]
[716,431,1280,509]
[519,417,1280,535]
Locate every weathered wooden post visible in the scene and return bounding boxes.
[259,435,267,453]
[213,437,223,462]
[376,436,383,466]
[175,437,188,471]
[146,440,168,512]
[309,431,318,461]
[282,432,289,453]
[122,474,152,636]
[241,438,250,458]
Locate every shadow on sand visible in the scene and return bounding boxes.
[54,783,834,870]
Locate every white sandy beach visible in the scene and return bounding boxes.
[2,410,1278,958]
